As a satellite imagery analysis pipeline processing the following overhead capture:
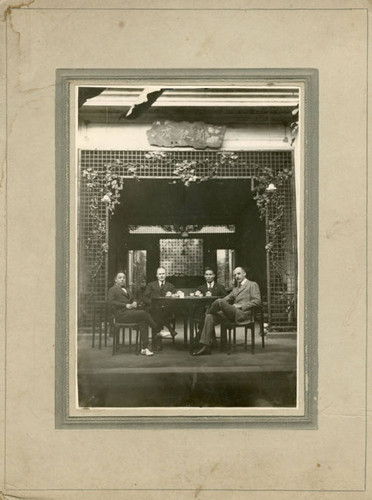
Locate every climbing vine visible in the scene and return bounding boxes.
[81,151,240,281]
[82,150,295,306]
[253,164,294,276]
[172,152,238,186]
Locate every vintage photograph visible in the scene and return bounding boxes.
[75,83,300,409]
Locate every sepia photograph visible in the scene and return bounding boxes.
[5,3,370,496]
[73,79,303,412]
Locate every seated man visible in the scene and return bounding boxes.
[143,267,178,345]
[195,266,227,297]
[193,266,261,356]
[108,271,157,356]
[193,267,227,345]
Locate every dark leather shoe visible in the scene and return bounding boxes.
[170,330,178,337]
[193,345,211,356]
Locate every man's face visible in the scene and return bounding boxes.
[115,272,126,287]
[204,270,215,283]
[156,268,166,282]
[233,267,246,283]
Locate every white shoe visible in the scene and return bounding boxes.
[159,330,172,339]
[140,348,154,356]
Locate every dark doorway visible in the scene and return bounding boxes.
[108,179,266,292]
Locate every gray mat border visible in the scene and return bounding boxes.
[55,68,318,429]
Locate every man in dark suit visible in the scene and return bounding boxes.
[143,267,178,343]
[193,266,261,356]
[195,267,227,297]
[193,267,227,345]
[108,271,157,356]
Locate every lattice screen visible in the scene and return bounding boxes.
[79,150,296,330]
[160,239,203,276]
[80,150,288,178]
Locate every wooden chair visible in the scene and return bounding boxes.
[112,322,141,355]
[221,306,265,355]
[92,301,109,349]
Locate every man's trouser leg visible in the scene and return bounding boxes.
[120,310,157,349]
[199,313,222,346]
[200,300,237,347]
[218,300,238,321]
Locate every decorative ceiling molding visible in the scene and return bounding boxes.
[82,87,300,109]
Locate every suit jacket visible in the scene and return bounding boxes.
[223,279,261,324]
[143,280,176,304]
[107,284,135,319]
[196,282,227,297]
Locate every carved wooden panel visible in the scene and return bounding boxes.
[147,121,226,149]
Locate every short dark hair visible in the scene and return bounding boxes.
[204,267,216,274]
[114,270,126,279]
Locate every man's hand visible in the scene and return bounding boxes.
[233,303,242,309]
[165,291,172,297]
[132,301,138,309]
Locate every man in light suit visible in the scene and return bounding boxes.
[193,266,261,356]
[144,267,178,343]
[108,271,157,356]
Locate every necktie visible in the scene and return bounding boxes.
[160,282,165,296]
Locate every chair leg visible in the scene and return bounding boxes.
[113,325,119,355]
[136,328,140,355]
[244,326,248,351]
[259,308,265,348]
[251,325,255,354]
[220,325,225,352]
[151,328,157,350]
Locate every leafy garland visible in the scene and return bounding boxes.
[254,106,298,284]
[82,152,168,281]
[253,164,294,281]
[82,152,240,281]
[82,151,294,292]
[171,152,238,187]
